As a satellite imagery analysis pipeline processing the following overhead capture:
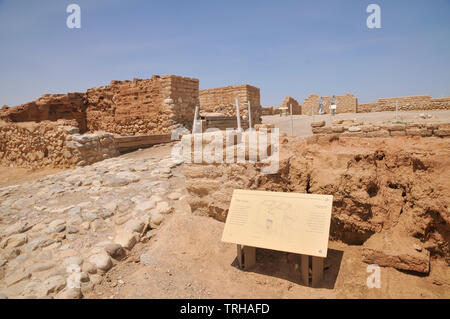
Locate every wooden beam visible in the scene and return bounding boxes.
[243,246,256,269]
[301,254,309,286]
[312,256,324,288]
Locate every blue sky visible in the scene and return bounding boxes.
[1,0,449,107]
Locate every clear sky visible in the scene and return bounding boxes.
[1,0,449,107]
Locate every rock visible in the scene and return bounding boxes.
[104,243,125,259]
[0,293,7,299]
[156,201,173,214]
[311,121,326,128]
[362,231,430,274]
[3,221,32,236]
[331,126,345,133]
[89,253,112,272]
[0,259,6,267]
[27,237,57,251]
[348,126,361,132]
[89,274,103,285]
[114,230,137,250]
[135,199,156,212]
[81,261,97,274]
[58,288,82,299]
[102,176,130,187]
[124,219,146,233]
[151,195,164,202]
[81,281,94,294]
[68,206,82,215]
[66,225,79,234]
[82,212,98,221]
[79,272,90,283]
[0,233,28,249]
[63,256,83,267]
[40,275,66,295]
[30,262,55,273]
[150,213,164,226]
[388,124,406,131]
[4,271,31,287]
[168,192,182,200]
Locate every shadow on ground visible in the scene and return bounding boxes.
[231,248,344,289]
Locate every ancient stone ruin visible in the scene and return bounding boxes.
[0,75,199,136]
[199,84,262,125]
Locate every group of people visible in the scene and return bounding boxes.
[318,95,337,116]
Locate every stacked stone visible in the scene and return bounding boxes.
[160,75,199,130]
[0,120,120,169]
[358,95,450,113]
[279,96,301,114]
[301,93,358,115]
[311,119,450,138]
[199,84,262,125]
[66,132,119,166]
[0,120,75,169]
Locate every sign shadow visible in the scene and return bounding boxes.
[231,247,344,289]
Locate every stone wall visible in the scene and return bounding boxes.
[0,75,199,136]
[301,94,358,115]
[0,120,119,169]
[280,96,301,115]
[261,106,274,115]
[0,93,87,131]
[310,119,450,138]
[199,85,262,125]
[358,95,450,113]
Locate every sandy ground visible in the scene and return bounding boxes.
[263,110,450,137]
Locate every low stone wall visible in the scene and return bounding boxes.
[0,120,119,169]
[310,119,450,138]
[358,95,450,113]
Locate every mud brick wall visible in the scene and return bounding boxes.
[280,96,301,115]
[199,85,262,125]
[358,95,450,113]
[301,94,358,115]
[0,75,199,136]
[0,93,87,131]
[0,120,119,169]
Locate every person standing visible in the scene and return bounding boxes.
[330,95,338,116]
[318,96,325,115]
